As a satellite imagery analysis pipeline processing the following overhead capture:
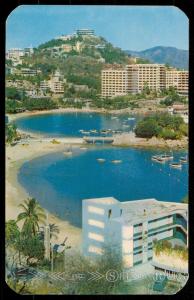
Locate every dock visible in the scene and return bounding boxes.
[83,136,114,144]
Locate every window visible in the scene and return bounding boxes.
[108,209,112,219]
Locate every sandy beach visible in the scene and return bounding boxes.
[6,139,83,250]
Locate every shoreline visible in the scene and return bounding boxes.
[7,106,168,122]
[8,107,188,150]
[6,141,82,249]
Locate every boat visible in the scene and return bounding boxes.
[80,147,87,150]
[170,162,182,169]
[152,153,173,162]
[128,117,135,120]
[151,155,165,163]
[63,150,73,156]
[82,131,90,135]
[111,116,118,120]
[90,129,98,133]
[79,129,84,132]
[97,158,106,163]
[160,154,173,161]
[180,156,188,163]
[111,160,122,164]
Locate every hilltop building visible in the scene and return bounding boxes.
[76,29,94,36]
[101,64,188,98]
[82,197,188,268]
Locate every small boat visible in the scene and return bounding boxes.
[180,156,188,163]
[97,158,106,163]
[160,154,173,161]
[79,129,84,132]
[151,155,165,163]
[82,131,90,135]
[111,116,118,120]
[63,151,72,156]
[128,117,135,120]
[90,129,98,133]
[111,160,122,164]
[170,162,182,169]
[80,147,87,150]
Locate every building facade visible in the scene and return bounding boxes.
[166,68,188,96]
[101,64,188,98]
[76,29,94,36]
[82,197,188,268]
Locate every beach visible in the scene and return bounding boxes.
[6,139,82,249]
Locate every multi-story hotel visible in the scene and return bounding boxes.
[101,67,128,97]
[101,64,188,98]
[166,68,189,96]
[82,197,188,268]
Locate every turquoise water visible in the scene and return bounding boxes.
[18,146,188,227]
[13,112,138,137]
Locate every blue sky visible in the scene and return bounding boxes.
[6,5,189,51]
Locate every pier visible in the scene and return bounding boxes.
[83,136,114,144]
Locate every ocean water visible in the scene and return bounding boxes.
[18,146,188,227]
[13,112,138,137]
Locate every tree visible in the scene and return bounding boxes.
[18,235,45,265]
[5,220,20,247]
[6,123,18,144]
[17,198,46,237]
[135,118,161,138]
[49,223,60,240]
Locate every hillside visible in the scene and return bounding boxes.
[125,46,188,70]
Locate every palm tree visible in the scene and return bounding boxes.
[17,198,46,237]
[49,223,60,240]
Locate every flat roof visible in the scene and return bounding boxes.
[116,199,188,225]
[83,197,119,205]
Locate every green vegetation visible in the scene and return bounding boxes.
[17,198,46,237]
[153,239,188,261]
[135,113,187,139]
[98,43,128,64]
[6,98,57,113]
[5,123,19,144]
[160,87,187,106]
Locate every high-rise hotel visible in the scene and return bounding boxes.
[101,64,188,97]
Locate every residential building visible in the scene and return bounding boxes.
[40,70,64,94]
[62,44,73,53]
[101,64,188,98]
[76,29,94,36]
[82,197,188,268]
[55,34,73,41]
[101,67,128,97]
[166,68,188,96]
[6,48,24,60]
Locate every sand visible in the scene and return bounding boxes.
[6,139,83,250]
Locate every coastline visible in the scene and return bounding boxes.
[7,105,168,122]
[6,108,188,251]
[6,141,82,249]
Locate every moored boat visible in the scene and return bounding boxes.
[180,156,188,163]
[97,158,106,163]
[111,160,122,164]
[170,162,182,169]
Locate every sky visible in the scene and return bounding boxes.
[6,5,189,51]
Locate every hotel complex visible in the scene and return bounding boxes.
[82,197,188,268]
[101,64,188,97]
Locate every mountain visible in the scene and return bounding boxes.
[125,46,188,70]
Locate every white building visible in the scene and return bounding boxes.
[82,197,188,268]
[6,48,24,60]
